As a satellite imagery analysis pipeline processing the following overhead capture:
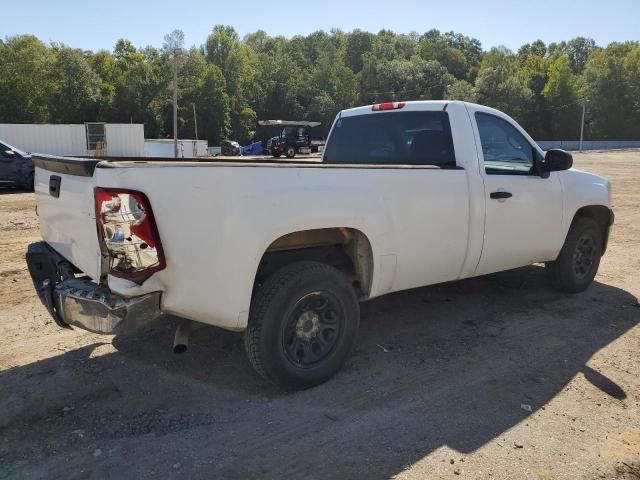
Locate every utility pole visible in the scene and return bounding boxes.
[192,103,198,141]
[173,48,180,158]
[579,100,586,152]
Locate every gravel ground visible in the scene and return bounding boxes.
[0,150,638,479]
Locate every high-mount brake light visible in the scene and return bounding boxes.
[94,188,165,281]
[372,101,406,111]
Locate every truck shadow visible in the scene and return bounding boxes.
[1,265,638,479]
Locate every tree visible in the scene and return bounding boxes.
[518,52,550,139]
[195,64,230,144]
[205,25,259,142]
[448,80,476,102]
[0,35,54,123]
[582,42,640,139]
[109,41,169,136]
[549,37,596,74]
[475,48,532,125]
[417,30,481,81]
[50,46,100,123]
[361,55,454,103]
[163,29,185,52]
[346,29,374,73]
[543,54,579,138]
[88,50,116,119]
[0,29,636,143]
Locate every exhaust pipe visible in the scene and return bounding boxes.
[173,320,194,354]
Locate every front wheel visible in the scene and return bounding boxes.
[244,261,359,389]
[546,217,603,293]
[285,145,297,158]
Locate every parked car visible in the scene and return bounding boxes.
[220,139,241,156]
[26,101,613,389]
[0,140,34,190]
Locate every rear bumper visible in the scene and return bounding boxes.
[26,241,161,334]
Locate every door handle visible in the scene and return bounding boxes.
[490,191,512,199]
[49,175,61,198]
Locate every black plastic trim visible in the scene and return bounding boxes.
[33,154,100,177]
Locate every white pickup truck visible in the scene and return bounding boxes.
[26,101,614,389]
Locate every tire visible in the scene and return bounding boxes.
[244,261,359,389]
[23,172,34,191]
[546,217,603,293]
[285,145,297,158]
[271,149,282,158]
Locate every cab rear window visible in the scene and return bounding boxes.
[323,111,456,167]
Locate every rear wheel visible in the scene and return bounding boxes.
[271,149,282,158]
[546,217,603,293]
[244,261,359,389]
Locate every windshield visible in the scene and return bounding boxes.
[1,141,28,156]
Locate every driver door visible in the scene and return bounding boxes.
[472,111,563,276]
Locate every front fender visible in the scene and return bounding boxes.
[558,169,612,244]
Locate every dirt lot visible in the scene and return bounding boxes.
[1,151,639,479]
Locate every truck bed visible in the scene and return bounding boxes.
[32,153,323,177]
[32,152,472,330]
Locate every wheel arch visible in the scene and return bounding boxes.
[254,227,375,299]
[570,205,613,253]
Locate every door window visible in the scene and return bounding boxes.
[475,113,535,175]
[0,143,14,158]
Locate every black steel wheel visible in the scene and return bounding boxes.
[282,291,344,368]
[245,261,359,389]
[546,217,603,293]
[573,232,597,279]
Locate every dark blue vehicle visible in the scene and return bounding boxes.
[0,140,34,190]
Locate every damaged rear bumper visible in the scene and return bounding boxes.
[26,241,161,334]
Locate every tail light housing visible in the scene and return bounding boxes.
[94,188,166,281]
[372,101,406,111]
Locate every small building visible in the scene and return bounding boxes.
[144,139,209,158]
[0,122,145,157]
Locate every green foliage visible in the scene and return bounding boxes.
[0,30,638,143]
[0,35,54,122]
[475,48,532,125]
[543,54,579,138]
[582,42,640,139]
[448,80,476,102]
[49,46,100,123]
[195,64,230,144]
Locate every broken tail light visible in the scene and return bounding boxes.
[94,188,166,281]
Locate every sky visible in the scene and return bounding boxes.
[4,0,639,52]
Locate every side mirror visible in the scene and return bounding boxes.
[4,150,16,158]
[543,149,573,172]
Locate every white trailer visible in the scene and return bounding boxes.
[144,139,209,158]
[0,123,145,157]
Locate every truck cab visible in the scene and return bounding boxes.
[260,120,321,158]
